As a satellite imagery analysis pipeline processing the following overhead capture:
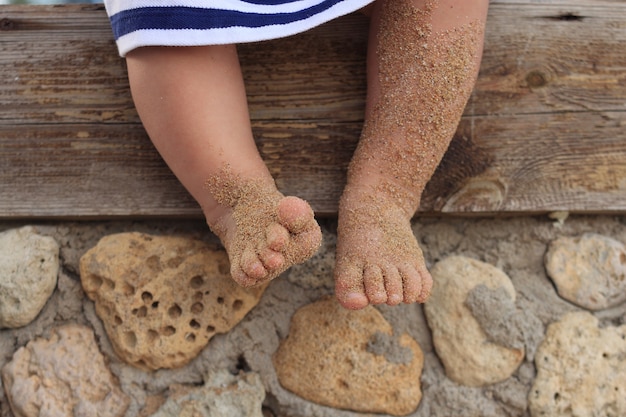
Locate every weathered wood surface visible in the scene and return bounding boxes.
[0,1,625,218]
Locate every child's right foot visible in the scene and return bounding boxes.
[205,169,322,287]
[334,176,433,310]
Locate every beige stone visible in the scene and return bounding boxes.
[0,226,59,328]
[273,297,423,416]
[545,233,626,310]
[1,324,129,417]
[152,370,265,417]
[529,312,626,417]
[79,232,267,370]
[424,256,524,387]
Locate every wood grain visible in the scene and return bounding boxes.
[0,1,624,218]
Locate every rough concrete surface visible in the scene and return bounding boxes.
[0,215,625,417]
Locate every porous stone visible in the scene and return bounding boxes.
[79,232,268,370]
[545,233,626,310]
[273,297,424,416]
[0,226,59,328]
[152,370,265,417]
[424,256,524,387]
[1,324,130,417]
[529,311,626,417]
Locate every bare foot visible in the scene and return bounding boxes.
[333,0,487,309]
[334,184,432,310]
[205,169,322,287]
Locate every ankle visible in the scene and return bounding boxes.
[203,202,231,239]
[341,177,420,220]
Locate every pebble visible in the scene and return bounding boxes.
[152,370,265,417]
[273,297,424,416]
[545,233,626,310]
[79,232,268,370]
[0,226,59,329]
[424,256,524,387]
[529,311,626,417]
[1,324,130,417]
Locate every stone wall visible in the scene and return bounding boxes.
[0,215,624,417]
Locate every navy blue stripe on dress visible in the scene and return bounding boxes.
[110,0,346,40]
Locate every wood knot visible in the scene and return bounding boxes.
[526,71,548,88]
[552,13,585,22]
[0,18,15,31]
[541,12,585,22]
[442,179,507,213]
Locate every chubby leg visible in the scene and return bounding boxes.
[126,45,321,287]
[335,0,489,309]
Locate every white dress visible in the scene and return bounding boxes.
[104,0,375,56]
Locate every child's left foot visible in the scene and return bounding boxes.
[205,169,322,287]
[334,183,433,310]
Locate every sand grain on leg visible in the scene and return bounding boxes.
[206,168,322,287]
[335,0,486,309]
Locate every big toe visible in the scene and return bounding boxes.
[276,197,322,263]
[335,263,370,310]
[277,196,317,234]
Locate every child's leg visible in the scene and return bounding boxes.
[335,0,489,309]
[125,45,321,287]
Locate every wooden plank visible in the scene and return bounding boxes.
[0,1,625,218]
[476,2,626,116]
[424,112,626,213]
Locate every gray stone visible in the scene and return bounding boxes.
[424,256,524,387]
[465,284,545,362]
[151,370,265,417]
[0,226,59,328]
[367,331,414,365]
[529,311,626,417]
[545,233,626,310]
[1,324,130,417]
[465,284,524,350]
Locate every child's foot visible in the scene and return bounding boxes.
[334,184,432,310]
[205,170,322,287]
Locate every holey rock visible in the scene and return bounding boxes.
[0,226,59,328]
[545,233,626,310]
[1,324,130,417]
[273,297,424,416]
[79,232,268,371]
[424,256,524,387]
[529,312,626,417]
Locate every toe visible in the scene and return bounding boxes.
[416,268,433,303]
[240,247,267,285]
[259,248,285,272]
[364,265,387,304]
[288,226,322,263]
[230,265,249,287]
[399,265,423,304]
[382,265,403,306]
[335,263,369,310]
[266,223,289,252]
[277,196,316,234]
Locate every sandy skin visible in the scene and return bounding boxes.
[205,169,322,287]
[123,0,487,306]
[125,45,321,288]
[334,0,488,309]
